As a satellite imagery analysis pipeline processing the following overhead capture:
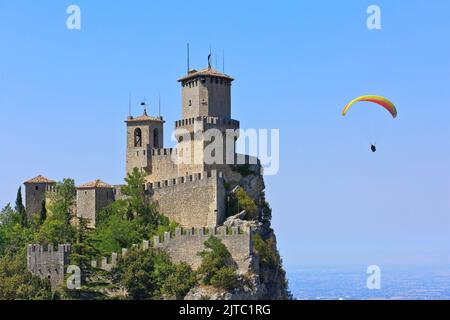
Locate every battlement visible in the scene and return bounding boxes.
[27,244,71,290]
[153,225,246,245]
[45,185,57,193]
[91,226,252,274]
[175,116,239,130]
[151,148,177,157]
[146,170,225,227]
[27,244,71,255]
[154,225,252,274]
[146,170,222,191]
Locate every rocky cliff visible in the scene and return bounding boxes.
[185,166,292,300]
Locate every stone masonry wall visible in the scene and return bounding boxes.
[153,226,252,274]
[27,244,71,290]
[147,148,179,182]
[148,170,226,227]
[25,183,55,220]
[91,226,253,275]
[76,189,96,227]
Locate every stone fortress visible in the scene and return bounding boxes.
[26,62,264,290]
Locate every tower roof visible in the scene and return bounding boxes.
[178,67,234,82]
[24,175,56,184]
[77,179,113,190]
[125,114,164,123]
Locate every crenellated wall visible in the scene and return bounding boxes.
[27,244,71,290]
[175,116,239,131]
[147,170,226,227]
[91,226,253,275]
[153,226,253,274]
[147,148,179,182]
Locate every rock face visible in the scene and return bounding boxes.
[185,169,291,300]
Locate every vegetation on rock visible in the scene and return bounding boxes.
[197,236,240,290]
[112,249,196,300]
[227,187,258,220]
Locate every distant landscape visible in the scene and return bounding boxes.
[287,266,450,300]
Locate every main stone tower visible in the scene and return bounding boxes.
[125,63,240,184]
[175,65,240,175]
[178,66,233,119]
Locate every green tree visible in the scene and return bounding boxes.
[0,253,52,300]
[35,217,74,246]
[94,201,141,254]
[113,249,196,300]
[60,217,106,300]
[0,204,19,255]
[197,236,239,290]
[259,191,272,226]
[152,254,196,299]
[15,187,27,227]
[113,248,157,299]
[39,200,47,225]
[209,266,240,290]
[228,187,258,220]
[70,217,100,284]
[35,179,76,246]
[121,168,147,217]
[48,178,76,225]
[253,233,279,269]
[0,204,33,256]
[119,168,168,239]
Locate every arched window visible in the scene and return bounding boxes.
[153,128,159,148]
[134,128,142,147]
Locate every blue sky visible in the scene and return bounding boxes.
[1,0,449,269]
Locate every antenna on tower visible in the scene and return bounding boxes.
[158,93,161,118]
[208,45,212,69]
[128,93,132,117]
[222,50,225,73]
[187,43,190,73]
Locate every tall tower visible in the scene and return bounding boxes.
[175,65,240,175]
[125,108,165,176]
[178,66,233,119]
[24,175,56,220]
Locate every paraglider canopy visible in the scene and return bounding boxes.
[342,95,397,153]
[342,95,397,119]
